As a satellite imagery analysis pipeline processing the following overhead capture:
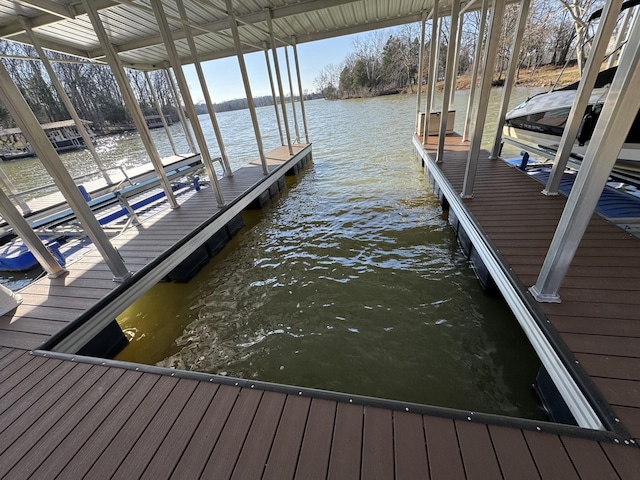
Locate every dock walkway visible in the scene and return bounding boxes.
[1,138,640,478]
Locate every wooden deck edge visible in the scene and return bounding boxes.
[412,134,634,443]
[39,144,312,354]
[29,347,627,445]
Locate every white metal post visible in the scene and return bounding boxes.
[225,0,268,175]
[531,17,640,302]
[0,168,30,214]
[461,0,507,198]
[165,68,197,154]
[21,18,113,186]
[463,0,489,142]
[449,10,464,106]
[176,0,233,178]
[607,6,633,68]
[267,9,294,155]
[490,0,531,159]
[543,0,623,195]
[284,46,300,143]
[437,0,461,162]
[0,60,130,281]
[82,0,179,212]
[264,44,285,146]
[0,184,66,277]
[422,0,439,144]
[144,71,178,156]
[292,37,309,144]
[151,0,226,206]
[415,10,428,134]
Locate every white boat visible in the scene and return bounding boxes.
[503,67,640,172]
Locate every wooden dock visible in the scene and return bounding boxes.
[1,138,640,478]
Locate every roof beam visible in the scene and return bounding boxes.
[86,0,364,59]
[0,0,116,37]
[14,0,75,19]
[139,10,427,69]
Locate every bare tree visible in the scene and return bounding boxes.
[558,0,603,73]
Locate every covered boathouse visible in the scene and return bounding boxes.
[0,0,639,478]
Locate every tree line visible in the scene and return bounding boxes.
[314,0,607,99]
[0,41,322,133]
[0,41,181,133]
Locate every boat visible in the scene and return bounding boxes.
[144,114,173,129]
[0,119,94,161]
[503,66,640,172]
[0,236,64,271]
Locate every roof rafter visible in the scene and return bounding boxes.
[14,0,75,19]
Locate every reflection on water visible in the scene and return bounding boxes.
[114,91,547,419]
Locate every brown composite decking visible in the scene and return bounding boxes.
[417,134,640,444]
[1,137,640,478]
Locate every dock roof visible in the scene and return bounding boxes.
[0,0,477,70]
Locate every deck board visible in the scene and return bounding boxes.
[488,425,541,480]
[327,402,363,480]
[30,369,147,479]
[200,389,263,479]
[230,391,287,480]
[361,406,395,480]
[294,398,336,480]
[525,431,580,480]
[81,376,178,479]
[456,422,503,480]
[393,411,429,480]
[140,382,218,480]
[423,416,466,479]
[3,366,123,479]
[112,378,199,479]
[562,436,620,480]
[169,383,239,479]
[262,395,311,480]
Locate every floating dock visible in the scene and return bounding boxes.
[0,137,639,478]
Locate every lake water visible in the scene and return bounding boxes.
[4,86,550,418]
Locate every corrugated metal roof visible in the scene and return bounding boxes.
[0,0,472,70]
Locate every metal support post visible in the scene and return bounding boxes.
[0,185,66,277]
[267,8,294,155]
[449,10,464,106]
[21,18,113,186]
[165,67,197,154]
[0,60,130,281]
[422,0,439,144]
[607,6,633,68]
[543,0,623,195]
[463,0,489,142]
[461,0,507,198]
[152,0,226,206]
[225,0,269,175]
[531,17,640,302]
[284,46,300,143]
[0,168,30,214]
[144,71,178,156]
[176,0,232,178]
[436,0,461,162]
[292,36,309,144]
[264,43,285,146]
[490,0,531,159]
[82,0,179,212]
[415,10,428,134]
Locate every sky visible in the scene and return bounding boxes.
[181,32,364,104]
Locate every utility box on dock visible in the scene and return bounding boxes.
[418,110,455,136]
